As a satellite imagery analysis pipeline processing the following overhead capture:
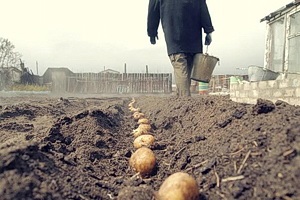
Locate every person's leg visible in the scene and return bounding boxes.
[169,53,192,97]
[186,53,194,89]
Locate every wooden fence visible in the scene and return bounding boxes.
[64,73,172,94]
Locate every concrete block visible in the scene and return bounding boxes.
[284,89,295,97]
[296,88,300,97]
[240,91,248,98]
[243,83,251,90]
[262,90,272,98]
[251,82,258,90]
[279,79,289,88]
[288,98,300,106]
[248,98,257,104]
[235,91,240,97]
[267,80,278,89]
[258,81,268,89]
[290,78,300,88]
[229,92,236,97]
[230,84,237,90]
[273,91,283,98]
[251,90,259,98]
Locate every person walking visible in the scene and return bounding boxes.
[147,0,214,97]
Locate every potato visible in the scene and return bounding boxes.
[157,172,199,200]
[132,127,149,138]
[138,118,150,124]
[133,112,145,120]
[133,134,155,148]
[129,147,156,177]
[130,107,140,113]
[138,123,151,132]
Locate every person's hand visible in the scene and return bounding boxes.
[150,36,158,45]
[205,33,212,45]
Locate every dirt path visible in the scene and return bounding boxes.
[0,94,299,200]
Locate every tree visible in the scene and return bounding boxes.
[0,37,22,68]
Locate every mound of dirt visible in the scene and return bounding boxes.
[0,95,299,200]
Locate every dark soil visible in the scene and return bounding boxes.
[0,94,299,200]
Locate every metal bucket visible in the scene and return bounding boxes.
[248,65,280,82]
[191,53,219,83]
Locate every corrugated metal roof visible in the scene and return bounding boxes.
[260,0,300,22]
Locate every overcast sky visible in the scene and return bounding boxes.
[0,0,292,75]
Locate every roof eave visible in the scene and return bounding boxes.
[260,0,300,23]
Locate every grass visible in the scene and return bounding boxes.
[10,84,50,91]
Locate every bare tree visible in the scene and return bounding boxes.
[0,37,22,68]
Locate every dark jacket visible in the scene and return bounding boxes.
[147,0,214,55]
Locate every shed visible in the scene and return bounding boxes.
[261,0,300,77]
[42,67,74,92]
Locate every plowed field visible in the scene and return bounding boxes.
[0,94,299,200]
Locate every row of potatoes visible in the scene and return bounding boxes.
[128,98,156,177]
[126,98,201,200]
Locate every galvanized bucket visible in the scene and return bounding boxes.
[248,65,279,82]
[191,53,219,83]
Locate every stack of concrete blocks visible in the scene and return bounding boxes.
[230,78,300,106]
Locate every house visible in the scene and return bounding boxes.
[261,0,300,77]
[230,1,300,105]
[0,67,22,90]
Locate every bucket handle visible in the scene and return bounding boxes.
[205,45,209,54]
[205,45,220,65]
